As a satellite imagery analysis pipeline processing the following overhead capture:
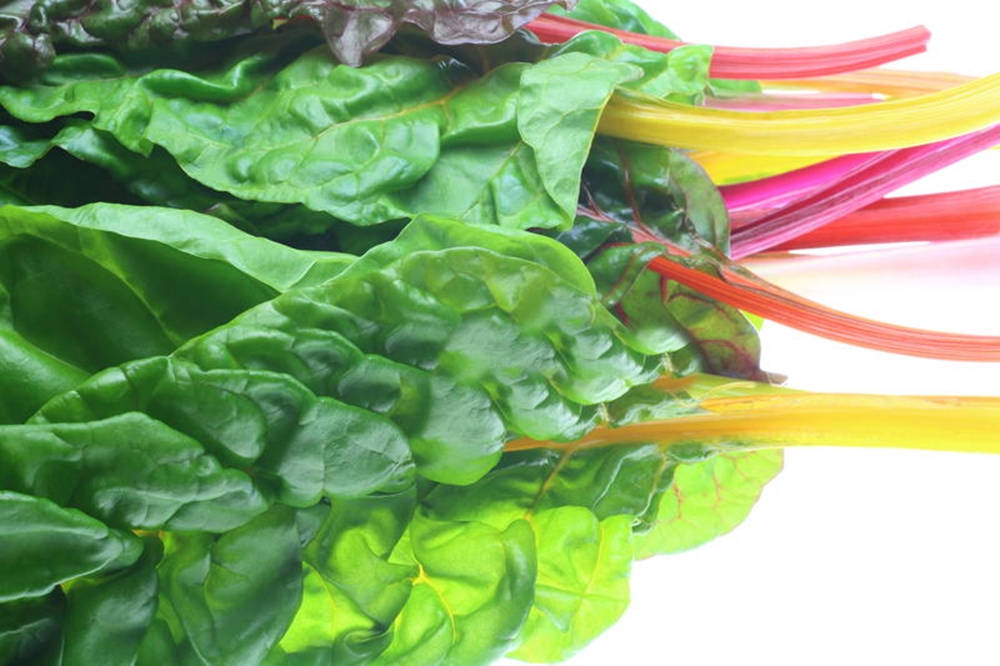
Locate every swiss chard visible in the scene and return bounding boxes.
[0,0,998,664]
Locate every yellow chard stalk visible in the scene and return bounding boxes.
[599,72,1000,157]
[506,377,1000,456]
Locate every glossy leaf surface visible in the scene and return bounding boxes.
[0,202,352,423]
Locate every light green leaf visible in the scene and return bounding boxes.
[634,449,784,558]
[518,52,641,218]
[510,509,633,663]
[373,515,536,666]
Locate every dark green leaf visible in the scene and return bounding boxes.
[0,412,269,531]
[549,0,680,38]
[0,593,64,665]
[159,505,304,666]
[0,202,352,423]
[61,538,162,666]
[0,492,142,602]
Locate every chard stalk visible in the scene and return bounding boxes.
[635,247,1000,361]
[721,152,882,211]
[763,68,977,98]
[704,92,880,110]
[728,125,1000,257]
[689,151,828,185]
[769,185,1000,250]
[527,15,930,78]
[505,391,1000,455]
[598,74,1000,155]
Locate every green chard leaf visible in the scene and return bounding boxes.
[0,29,713,234]
[0,592,65,665]
[60,537,162,666]
[372,514,536,665]
[0,214,688,664]
[548,0,681,38]
[634,448,783,558]
[551,136,766,379]
[418,375,782,661]
[0,202,352,423]
[0,212,787,664]
[0,492,142,603]
[509,508,632,663]
[30,217,659,487]
[0,0,574,82]
[158,505,306,666]
[546,0,762,95]
[275,492,418,663]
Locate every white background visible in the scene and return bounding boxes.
[507,2,1000,664]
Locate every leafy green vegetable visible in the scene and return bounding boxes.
[0,3,791,662]
[0,29,714,234]
[548,0,681,38]
[0,201,784,663]
[0,202,351,423]
[0,0,574,82]
[509,509,632,662]
[60,536,162,666]
[633,449,783,558]
[0,492,142,602]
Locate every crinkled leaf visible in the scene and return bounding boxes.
[509,508,632,663]
[3,51,576,228]
[276,492,417,664]
[0,492,142,602]
[159,505,304,666]
[373,514,536,665]
[0,0,573,82]
[0,120,404,246]
[33,356,416,506]
[634,449,783,558]
[550,32,711,103]
[424,442,679,532]
[0,35,713,232]
[26,217,655,496]
[60,538,162,666]
[0,412,269,531]
[422,443,675,660]
[421,374,783,660]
